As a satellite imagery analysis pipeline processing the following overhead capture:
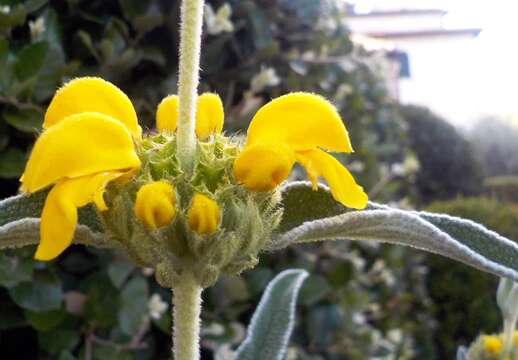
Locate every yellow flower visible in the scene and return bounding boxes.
[20,77,141,261]
[233,92,368,209]
[483,335,502,356]
[188,194,221,235]
[134,181,176,229]
[156,93,224,139]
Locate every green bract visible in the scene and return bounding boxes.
[102,134,282,288]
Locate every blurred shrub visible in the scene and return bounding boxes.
[400,105,484,204]
[426,197,518,358]
[484,176,518,203]
[0,0,431,359]
[469,116,518,177]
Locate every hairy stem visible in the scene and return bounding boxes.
[172,272,203,360]
[502,317,517,358]
[176,0,205,170]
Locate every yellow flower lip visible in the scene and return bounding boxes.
[234,92,368,209]
[155,93,224,140]
[34,171,124,261]
[188,193,221,235]
[134,181,176,230]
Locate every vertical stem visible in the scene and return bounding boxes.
[176,0,205,170]
[502,317,517,358]
[502,320,514,358]
[172,272,203,360]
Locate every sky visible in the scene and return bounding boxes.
[346,0,518,127]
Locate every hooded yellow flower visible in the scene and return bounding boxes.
[156,92,224,139]
[21,77,141,261]
[233,92,368,209]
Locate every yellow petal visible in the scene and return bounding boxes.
[21,112,140,193]
[233,142,295,192]
[156,95,179,132]
[35,172,121,261]
[188,193,221,235]
[196,93,224,139]
[44,77,142,138]
[134,181,176,230]
[92,172,125,211]
[296,149,368,209]
[246,92,352,152]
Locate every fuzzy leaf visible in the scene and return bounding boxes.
[275,183,518,282]
[279,181,348,232]
[0,191,103,231]
[0,218,106,250]
[0,192,106,249]
[456,346,468,360]
[235,269,308,360]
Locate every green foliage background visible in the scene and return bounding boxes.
[0,0,511,359]
[426,198,518,357]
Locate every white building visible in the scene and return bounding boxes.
[346,7,482,126]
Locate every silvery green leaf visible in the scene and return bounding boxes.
[0,191,48,227]
[276,182,518,282]
[0,192,105,249]
[0,191,103,232]
[0,218,106,249]
[456,346,467,360]
[279,181,348,233]
[234,269,308,360]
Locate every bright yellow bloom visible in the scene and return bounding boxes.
[44,77,142,138]
[233,92,368,209]
[134,181,176,229]
[20,77,141,261]
[187,194,221,235]
[155,93,224,139]
[483,336,502,356]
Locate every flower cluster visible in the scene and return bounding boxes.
[466,332,518,360]
[20,77,367,287]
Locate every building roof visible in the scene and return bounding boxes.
[348,9,447,18]
[366,28,482,39]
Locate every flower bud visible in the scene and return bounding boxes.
[188,193,221,235]
[196,93,224,139]
[156,95,179,133]
[134,181,176,229]
[483,336,502,356]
